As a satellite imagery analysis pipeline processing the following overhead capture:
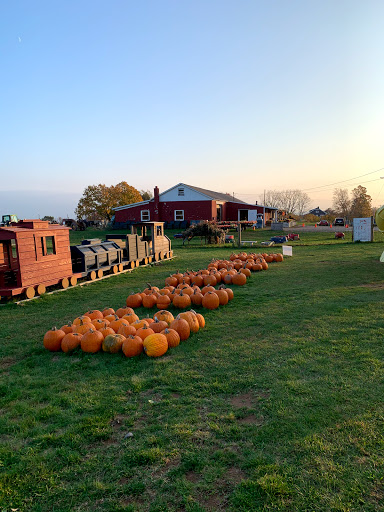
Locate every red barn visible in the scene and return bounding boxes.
[114,184,277,227]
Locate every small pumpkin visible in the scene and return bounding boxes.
[100,326,116,339]
[43,327,66,352]
[156,294,171,309]
[173,290,191,309]
[60,321,74,334]
[61,332,82,353]
[109,315,129,332]
[81,329,104,353]
[179,311,200,333]
[142,293,157,309]
[191,310,205,329]
[136,325,155,341]
[126,292,143,308]
[161,328,180,348]
[154,310,174,326]
[231,272,247,286]
[143,333,168,357]
[73,319,93,335]
[122,313,139,324]
[73,315,92,326]
[149,318,169,333]
[102,307,115,317]
[102,333,125,353]
[122,335,144,357]
[116,306,134,318]
[118,324,137,337]
[214,288,229,306]
[92,318,110,330]
[84,309,103,321]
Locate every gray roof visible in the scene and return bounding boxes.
[308,206,327,216]
[184,184,246,204]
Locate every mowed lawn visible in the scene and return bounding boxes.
[1,229,384,511]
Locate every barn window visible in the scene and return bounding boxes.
[174,210,184,221]
[141,210,150,221]
[178,188,184,196]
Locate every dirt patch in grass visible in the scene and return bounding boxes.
[110,415,130,431]
[224,466,246,484]
[230,390,270,408]
[0,357,17,370]
[238,414,265,426]
[185,470,200,483]
[196,491,227,511]
[171,392,181,399]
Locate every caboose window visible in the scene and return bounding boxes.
[40,236,56,256]
[156,225,163,236]
[141,210,150,221]
[174,210,184,221]
[11,240,17,259]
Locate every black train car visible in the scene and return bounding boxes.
[106,222,172,266]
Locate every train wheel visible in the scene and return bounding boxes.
[25,286,35,299]
[118,264,123,272]
[61,278,69,289]
[154,252,159,262]
[135,260,140,268]
[148,256,153,263]
[169,250,173,258]
[143,257,148,265]
[36,284,46,295]
[70,276,77,286]
[128,261,135,269]
[97,269,103,279]
[112,265,118,274]
[88,271,97,281]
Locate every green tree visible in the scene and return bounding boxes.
[350,186,372,219]
[75,182,142,221]
[140,189,153,201]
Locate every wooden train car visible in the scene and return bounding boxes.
[0,220,172,300]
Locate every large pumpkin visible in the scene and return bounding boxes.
[143,333,168,357]
[179,311,200,333]
[102,334,125,353]
[43,327,66,352]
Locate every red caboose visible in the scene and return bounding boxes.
[0,220,74,299]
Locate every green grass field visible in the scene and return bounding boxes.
[1,229,384,511]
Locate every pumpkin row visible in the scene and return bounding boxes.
[125,251,283,311]
[43,309,205,357]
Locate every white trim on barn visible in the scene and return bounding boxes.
[159,184,213,202]
[114,199,151,211]
[141,210,150,221]
[174,209,184,221]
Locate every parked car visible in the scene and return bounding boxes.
[318,220,329,226]
[334,218,345,226]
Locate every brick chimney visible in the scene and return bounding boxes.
[153,186,160,221]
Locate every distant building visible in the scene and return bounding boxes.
[113,183,278,228]
[307,206,327,217]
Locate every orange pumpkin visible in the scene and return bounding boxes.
[136,325,155,341]
[81,329,103,353]
[84,309,103,321]
[60,322,74,334]
[61,332,82,353]
[73,315,92,326]
[161,328,180,348]
[143,333,168,357]
[116,306,134,318]
[122,335,144,357]
[99,327,116,339]
[149,318,169,333]
[43,327,66,352]
[170,316,190,341]
[179,311,200,333]
[118,324,137,337]
[154,310,174,326]
[202,291,220,310]
[126,292,143,308]
[102,307,115,317]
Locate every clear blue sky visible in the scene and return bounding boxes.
[1,0,384,218]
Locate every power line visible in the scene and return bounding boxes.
[301,166,384,192]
